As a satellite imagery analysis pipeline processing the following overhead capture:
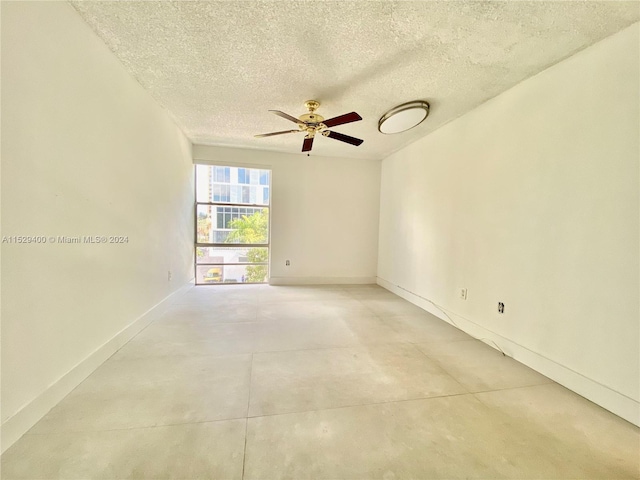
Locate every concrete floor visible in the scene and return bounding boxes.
[2,284,638,479]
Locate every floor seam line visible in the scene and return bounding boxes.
[241,352,254,480]
[246,391,476,419]
[241,417,249,480]
[22,416,250,436]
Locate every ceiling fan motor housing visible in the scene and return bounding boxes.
[300,101,327,138]
[299,113,325,125]
[299,113,327,138]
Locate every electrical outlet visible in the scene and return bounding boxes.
[285,260,290,266]
[168,270,172,281]
[498,302,505,314]
[460,288,467,300]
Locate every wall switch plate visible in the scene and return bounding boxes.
[498,302,505,314]
[460,288,467,300]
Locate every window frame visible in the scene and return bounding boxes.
[194,164,271,285]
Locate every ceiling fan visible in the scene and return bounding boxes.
[255,100,363,153]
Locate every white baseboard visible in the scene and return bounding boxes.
[269,276,376,286]
[377,277,640,427]
[0,282,193,454]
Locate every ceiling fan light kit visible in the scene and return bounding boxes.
[378,100,430,134]
[255,100,363,153]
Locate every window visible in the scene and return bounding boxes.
[212,184,230,202]
[238,168,250,184]
[214,166,230,183]
[214,206,261,229]
[195,165,271,285]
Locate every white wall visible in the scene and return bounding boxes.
[1,1,194,451]
[193,146,380,284]
[378,23,639,425]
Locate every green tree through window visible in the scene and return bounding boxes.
[225,210,268,282]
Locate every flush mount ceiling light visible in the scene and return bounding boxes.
[378,100,430,134]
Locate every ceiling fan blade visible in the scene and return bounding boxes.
[255,129,300,138]
[269,110,302,124]
[323,112,362,128]
[302,136,314,152]
[326,130,364,146]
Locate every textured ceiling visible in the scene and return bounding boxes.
[70,1,639,160]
